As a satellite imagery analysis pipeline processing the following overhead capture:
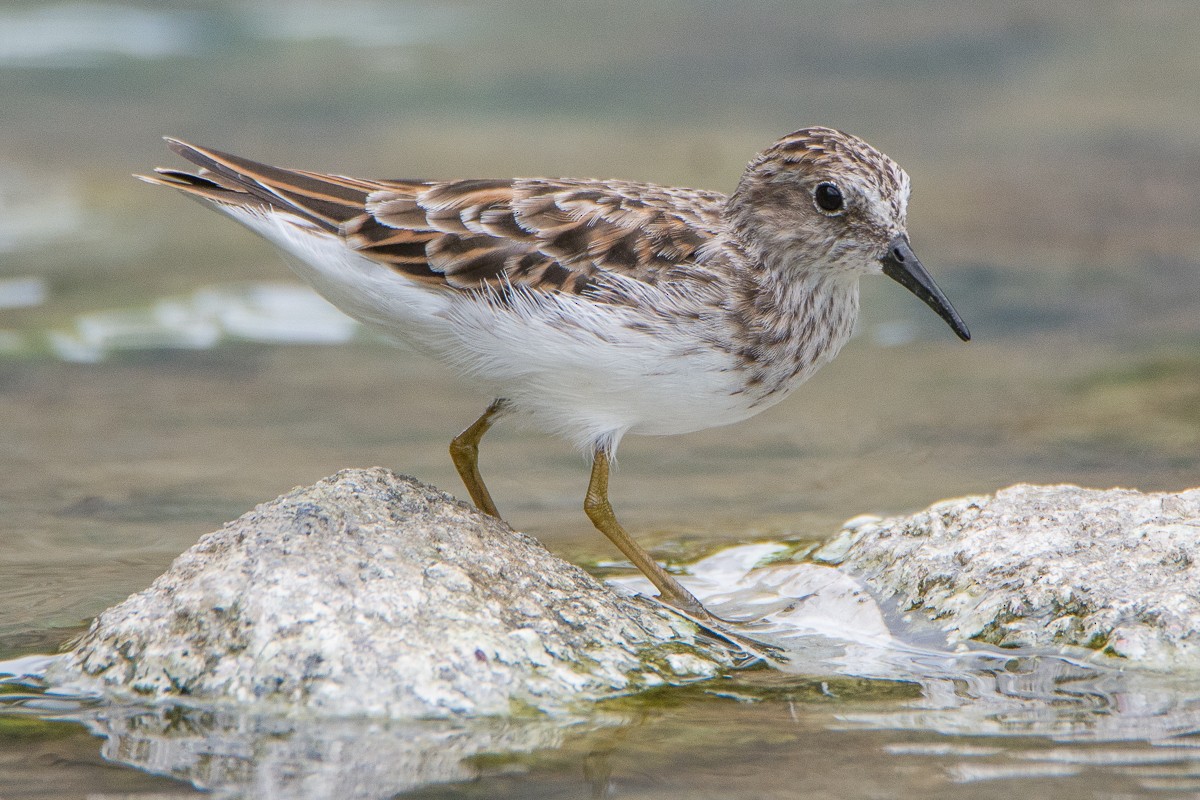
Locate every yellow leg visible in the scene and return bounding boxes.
[584,448,709,618]
[450,398,509,518]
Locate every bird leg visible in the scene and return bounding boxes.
[450,398,509,518]
[584,448,710,619]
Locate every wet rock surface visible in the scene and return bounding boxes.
[46,468,727,717]
[42,475,1200,727]
[819,484,1200,668]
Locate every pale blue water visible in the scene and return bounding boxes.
[2,1,1199,797]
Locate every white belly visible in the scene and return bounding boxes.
[225,206,779,453]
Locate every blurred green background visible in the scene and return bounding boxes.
[1,2,1199,797]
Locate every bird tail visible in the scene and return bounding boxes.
[137,138,379,234]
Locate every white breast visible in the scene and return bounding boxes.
[218,205,798,454]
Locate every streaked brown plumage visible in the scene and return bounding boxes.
[143,126,969,619]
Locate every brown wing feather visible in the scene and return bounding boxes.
[146,139,728,295]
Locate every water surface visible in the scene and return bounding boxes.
[2,1,1199,797]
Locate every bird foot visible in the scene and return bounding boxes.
[649,595,788,665]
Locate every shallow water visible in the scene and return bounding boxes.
[2,0,1199,797]
[5,547,1200,799]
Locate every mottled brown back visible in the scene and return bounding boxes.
[148,140,730,297]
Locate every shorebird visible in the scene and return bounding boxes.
[142,127,969,620]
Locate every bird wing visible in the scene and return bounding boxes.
[144,139,729,296]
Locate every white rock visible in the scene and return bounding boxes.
[831,484,1200,668]
[46,468,727,717]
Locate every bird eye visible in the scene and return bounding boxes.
[813,182,845,215]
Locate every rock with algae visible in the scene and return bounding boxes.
[817,484,1200,668]
[46,468,727,717]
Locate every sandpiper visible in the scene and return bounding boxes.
[143,127,969,619]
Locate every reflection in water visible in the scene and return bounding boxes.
[0,655,612,799]
[82,707,604,798]
[620,546,1200,742]
[3,546,1200,798]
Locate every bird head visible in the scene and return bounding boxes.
[729,126,970,341]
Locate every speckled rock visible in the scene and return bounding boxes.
[46,468,728,717]
[816,484,1200,668]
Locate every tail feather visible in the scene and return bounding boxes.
[149,138,376,233]
[135,167,253,204]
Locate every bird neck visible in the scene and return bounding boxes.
[727,263,861,402]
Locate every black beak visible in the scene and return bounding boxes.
[880,235,970,342]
